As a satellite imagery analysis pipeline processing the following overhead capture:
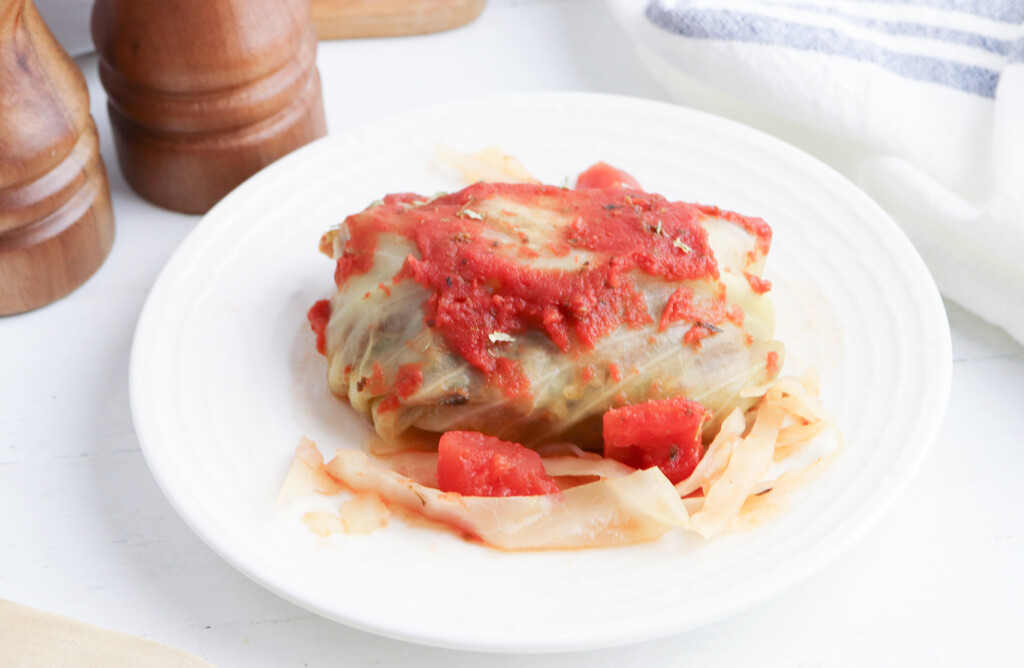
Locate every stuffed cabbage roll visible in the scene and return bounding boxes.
[309,165,783,450]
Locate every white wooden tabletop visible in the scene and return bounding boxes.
[3,1,1023,665]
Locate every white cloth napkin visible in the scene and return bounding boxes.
[607,0,1024,345]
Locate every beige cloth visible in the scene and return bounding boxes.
[0,599,215,668]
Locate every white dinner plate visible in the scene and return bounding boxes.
[130,93,951,652]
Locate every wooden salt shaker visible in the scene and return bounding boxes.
[91,0,328,214]
[0,0,115,316]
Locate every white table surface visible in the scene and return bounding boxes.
[3,1,1024,665]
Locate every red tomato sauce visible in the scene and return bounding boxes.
[744,271,773,294]
[356,361,388,395]
[331,192,422,285]
[395,363,424,399]
[683,324,718,349]
[328,169,768,397]
[493,357,532,400]
[701,206,772,257]
[658,286,727,332]
[307,299,331,355]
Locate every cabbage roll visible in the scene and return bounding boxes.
[310,173,783,449]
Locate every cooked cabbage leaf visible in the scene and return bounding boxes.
[318,181,783,449]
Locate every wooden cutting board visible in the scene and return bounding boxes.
[312,0,486,39]
[0,599,215,667]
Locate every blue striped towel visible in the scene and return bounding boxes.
[607,0,1024,344]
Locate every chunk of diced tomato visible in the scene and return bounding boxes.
[602,397,707,484]
[437,431,560,497]
[576,162,642,190]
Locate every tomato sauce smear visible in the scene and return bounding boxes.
[307,299,331,355]
[326,165,767,398]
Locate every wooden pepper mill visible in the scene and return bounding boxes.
[91,0,328,214]
[0,0,115,316]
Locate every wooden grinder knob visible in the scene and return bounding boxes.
[0,0,115,316]
[92,0,328,214]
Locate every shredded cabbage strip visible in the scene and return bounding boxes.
[279,376,841,548]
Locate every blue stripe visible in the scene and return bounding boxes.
[783,2,1015,55]
[858,0,1024,24]
[1011,34,1024,63]
[645,4,1002,98]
